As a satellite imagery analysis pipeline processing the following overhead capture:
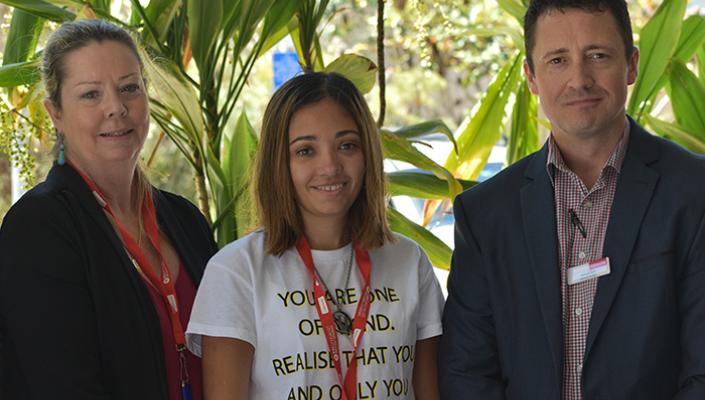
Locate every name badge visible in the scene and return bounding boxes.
[567,257,610,285]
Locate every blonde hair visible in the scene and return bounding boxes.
[42,19,144,108]
[253,72,393,255]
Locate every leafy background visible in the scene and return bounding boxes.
[0,0,704,270]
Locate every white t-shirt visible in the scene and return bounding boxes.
[186,230,444,399]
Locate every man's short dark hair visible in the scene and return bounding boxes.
[524,0,635,72]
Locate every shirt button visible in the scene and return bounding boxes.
[584,200,593,209]
[574,307,583,316]
[578,251,587,260]
[577,362,583,372]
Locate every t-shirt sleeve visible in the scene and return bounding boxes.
[186,255,257,357]
[415,246,445,340]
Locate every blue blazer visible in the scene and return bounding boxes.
[439,119,705,399]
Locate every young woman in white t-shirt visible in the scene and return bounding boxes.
[186,72,444,399]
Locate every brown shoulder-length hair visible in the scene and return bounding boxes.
[253,72,393,255]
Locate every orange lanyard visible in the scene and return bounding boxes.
[67,161,186,348]
[296,236,372,400]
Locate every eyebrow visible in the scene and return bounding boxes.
[540,44,616,61]
[75,73,139,86]
[289,129,359,145]
[540,48,569,62]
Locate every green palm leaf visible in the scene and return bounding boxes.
[446,51,522,180]
[0,0,74,22]
[388,208,451,270]
[627,0,686,120]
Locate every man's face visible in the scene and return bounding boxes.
[525,9,638,141]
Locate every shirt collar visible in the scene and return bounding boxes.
[546,118,630,183]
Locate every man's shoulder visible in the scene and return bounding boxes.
[456,150,538,206]
[645,130,705,171]
[630,124,705,198]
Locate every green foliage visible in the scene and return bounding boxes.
[388,171,476,199]
[627,0,686,121]
[2,0,702,270]
[3,10,44,66]
[0,60,41,88]
[507,78,538,165]
[445,51,523,180]
[295,0,329,71]
[387,207,451,269]
[643,115,705,154]
[668,60,705,139]
[0,0,74,22]
[324,54,377,94]
[0,0,457,267]
[673,14,705,62]
[383,130,463,200]
[0,101,37,188]
[497,0,527,26]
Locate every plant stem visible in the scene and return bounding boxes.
[377,0,387,127]
[192,151,212,224]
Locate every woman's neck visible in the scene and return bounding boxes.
[71,157,138,217]
[303,217,349,250]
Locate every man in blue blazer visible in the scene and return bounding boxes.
[439,1,705,399]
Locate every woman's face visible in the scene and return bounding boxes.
[45,40,149,173]
[288,97,365,229]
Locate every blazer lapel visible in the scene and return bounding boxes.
[584,121,660,359]
[520,144,563,385]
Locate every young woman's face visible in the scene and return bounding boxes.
[288,97,365,229]
[44,40,149,173]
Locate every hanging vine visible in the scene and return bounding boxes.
[0,100,38,188]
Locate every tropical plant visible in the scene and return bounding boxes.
[5,1,695,270]
[0,0,466,268]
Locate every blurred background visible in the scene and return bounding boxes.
[1,0,704,285]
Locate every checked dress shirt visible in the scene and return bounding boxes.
[546,123,629,400]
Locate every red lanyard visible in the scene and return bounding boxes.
[296,236,372,400]
[67,161,186,348]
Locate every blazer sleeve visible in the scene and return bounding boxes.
[674,210,705,399]
[0,193,112,400]
[438,195,506,400]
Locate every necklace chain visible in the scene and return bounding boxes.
[312,243,354,310]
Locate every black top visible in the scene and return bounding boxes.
[0,164,218,400]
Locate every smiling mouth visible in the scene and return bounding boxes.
[313,183,346,192]
[99,129,133,137]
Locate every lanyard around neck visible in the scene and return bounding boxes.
[67,160,186,348]
[296,236,372,400]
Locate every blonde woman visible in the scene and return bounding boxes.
[0,20,216,399]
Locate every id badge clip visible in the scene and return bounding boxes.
[567,257,610,285]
